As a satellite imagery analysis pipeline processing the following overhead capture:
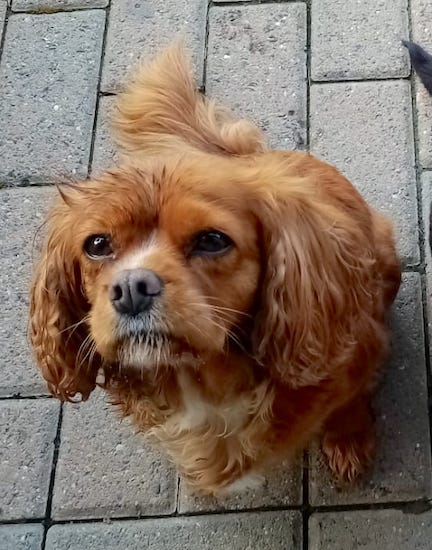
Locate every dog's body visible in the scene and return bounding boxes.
[30,46,401,494]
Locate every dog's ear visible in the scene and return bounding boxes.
[30,194,98,401]
[252,177,380,388]
[112,41,266,157]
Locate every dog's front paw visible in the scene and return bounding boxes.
[321,428,376,483]
[218,473,265,496]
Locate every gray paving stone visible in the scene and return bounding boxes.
[411,0,432,41]
[52,390,177,520]
[415,81,432,170]
[0,524,44,550]
[0,399,60,520]
[0,187,56,397]
[309,273,432,505]
[411,0,432,168]
[0,11,105,185]
[101,0,206,93]
[207,4,307,150]
[90,95,119,176]
[0,2,6,45]
[310,81,418,264]
[179,458,302,513]
[411,0,432,57]
[46,511,302,550]
[311,0,410,81]
[309,509,432,549]
[12,0,108,10]
[421,171,432,360]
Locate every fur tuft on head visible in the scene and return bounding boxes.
[113,41,266,157]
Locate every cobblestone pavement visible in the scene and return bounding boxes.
[1,1,432,549]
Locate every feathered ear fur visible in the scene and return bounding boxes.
[112,42,266,157]
[30,193,98,401]
[252,177,383,388]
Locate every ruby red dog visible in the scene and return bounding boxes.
[30,46,401,494]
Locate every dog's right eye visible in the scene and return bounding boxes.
[188,230,233,257]
[83,234,114,260]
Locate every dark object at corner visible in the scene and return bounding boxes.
[402,42,432,254]
[403,40,432,96]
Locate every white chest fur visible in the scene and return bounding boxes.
[170,370,252,435]
[148,370,274,493]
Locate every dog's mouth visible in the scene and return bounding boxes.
[116,313,166,339]
[117,336,201,370]
[114,317,202,371]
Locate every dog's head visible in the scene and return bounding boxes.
[42,157,261,370]
[30,46,376,401]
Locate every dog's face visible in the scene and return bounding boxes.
[45,157,262,376]
[31,149,377,401]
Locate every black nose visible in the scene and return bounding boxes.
[110,269,164,315]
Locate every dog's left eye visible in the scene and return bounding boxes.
[189,230,233,257]
[83,234,114,260]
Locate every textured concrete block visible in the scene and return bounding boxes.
[0,11,105,185]
[101,0,206,93]
[0,524,44,550]
[0,2,6,45]
[12,0,108,10]
[207,4,307,150]
[311,0,410,81]
[0,187,56,397]
[0,399,60,520]
[52,390,177,519]
[310,273,432,505]
[411,0,432,41]
[411,0,432,168]
[421,171,432,360]
[310,509,432,549]
[310,81,418,264]
[90,96,118,176]
[179,458,302,513]
[416,81,432,169]
[46,511,302,550]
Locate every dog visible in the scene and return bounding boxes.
[30,45,401,495]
